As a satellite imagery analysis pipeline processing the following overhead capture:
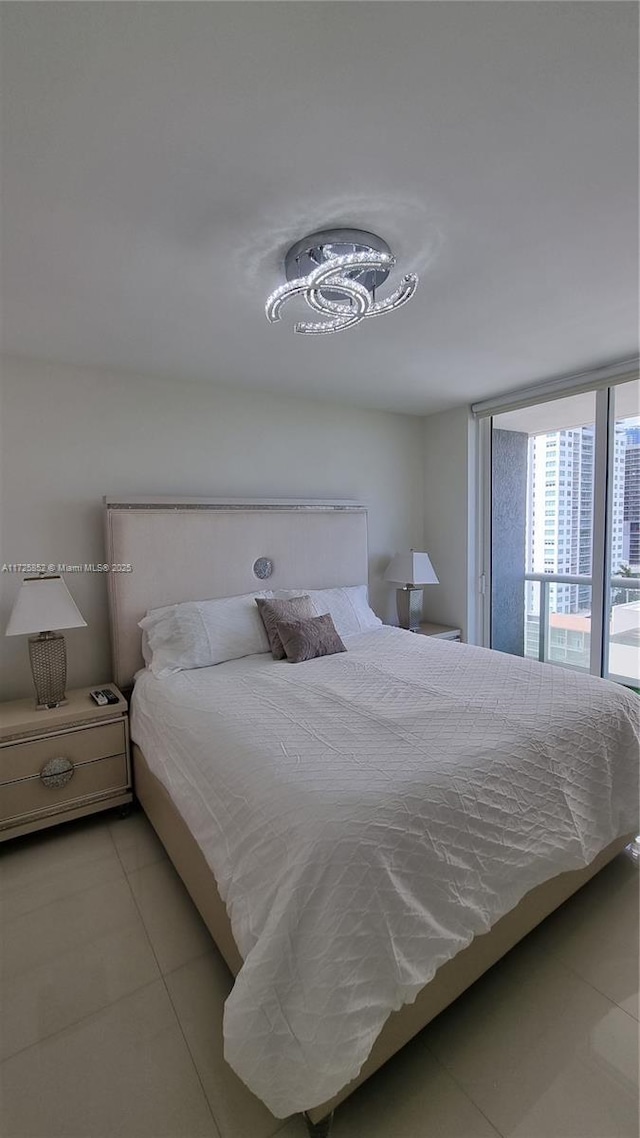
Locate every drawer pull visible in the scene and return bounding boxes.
[40,757,75,789]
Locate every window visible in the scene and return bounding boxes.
[488,377,640,690]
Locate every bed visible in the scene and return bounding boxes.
[104,497,639,1137]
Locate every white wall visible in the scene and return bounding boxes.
[422,405,477,641]
[0,355,425,699]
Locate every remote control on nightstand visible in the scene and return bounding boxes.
[90,688,120,706]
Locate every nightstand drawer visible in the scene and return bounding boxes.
[0,721,126,785]
[0,752,128,825]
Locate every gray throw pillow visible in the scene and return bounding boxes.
[256,595,317,660]
[276,612,347,663]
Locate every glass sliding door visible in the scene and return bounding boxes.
[491,391,596,672]
[488,379,640,690]
[605,378,640,689]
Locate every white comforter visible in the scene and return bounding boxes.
[130,628,639,1117]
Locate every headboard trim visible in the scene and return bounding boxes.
[104,497,364,511]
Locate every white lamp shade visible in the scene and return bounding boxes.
[384,550,439,586]
[5,576,87,636]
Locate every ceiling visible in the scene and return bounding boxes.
[1,2,638,415]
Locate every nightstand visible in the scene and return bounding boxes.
[413,623,462,641]
[0,685,132,841]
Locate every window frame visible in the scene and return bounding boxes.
[475,370,639,685]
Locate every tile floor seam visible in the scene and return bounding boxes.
[159,969,225,1138]
[0,864,124,919]
[124,861,215,976]
[0,943,163,1063]
[107,810,134,875]
[544,948,640,1025]
[555,960,633,1024]
[107,810,168,875]
[161,953,290,1138]
[419,1040,507,1138]
[111,833,182,976]
[121,853,192,978]
[526,934,640,1019]
[123,855,223,1138]
[2,864,157,974]
[0,852,126,914]
[0,975,162,1068]
[104,809,123,849]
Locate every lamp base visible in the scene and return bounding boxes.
[28,632,68,709]
[396,586,423,632]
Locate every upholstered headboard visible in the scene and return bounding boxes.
[104,497,369,689]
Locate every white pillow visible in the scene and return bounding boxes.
[273,585,382,639]
[139,592,272,677]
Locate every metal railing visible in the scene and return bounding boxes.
[524,572,640,682]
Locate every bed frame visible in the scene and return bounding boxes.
[104,496,630,1136]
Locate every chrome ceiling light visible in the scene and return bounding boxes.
[265,228,418,335]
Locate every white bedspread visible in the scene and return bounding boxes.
[130,628,639,1117]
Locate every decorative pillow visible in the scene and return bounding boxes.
[273,585,382,639]
[139,592,272,677]
[276,612,347,663]
[255,595,317,660]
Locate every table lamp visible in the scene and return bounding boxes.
[5,575,87,709]
[384,550,439,631]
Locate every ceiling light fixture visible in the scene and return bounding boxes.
[265,228,418,335]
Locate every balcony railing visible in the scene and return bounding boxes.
[524,572,640,687]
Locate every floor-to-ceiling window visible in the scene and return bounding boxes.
[483,375,639,690]
[605,380,640,687]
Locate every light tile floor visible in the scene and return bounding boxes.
[1,810,638,1138]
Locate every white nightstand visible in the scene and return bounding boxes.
[0,685,132,841]
[413,623,462,642]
